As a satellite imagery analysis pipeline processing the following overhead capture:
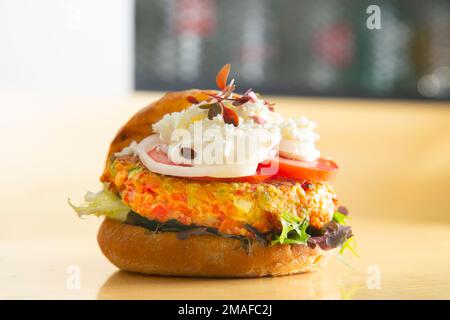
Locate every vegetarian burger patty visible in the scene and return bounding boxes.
[101,156,338,238]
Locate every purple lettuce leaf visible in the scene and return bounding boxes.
[307,221,353,251]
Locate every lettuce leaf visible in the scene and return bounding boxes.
[339,237,358,256]
[271,211,310,245]
[308,221,353,251]
[333,211,348,225]
[68,187,130,221]
[331,209,357,255]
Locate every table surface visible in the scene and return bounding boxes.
[2,218,450,300]
[0,92,449,299]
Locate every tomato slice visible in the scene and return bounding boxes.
[275,157,339,182]
[147,147,337,182]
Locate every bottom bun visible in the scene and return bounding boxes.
[98,218,337,277]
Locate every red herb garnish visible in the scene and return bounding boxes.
[265,101,276,111]
[221,78,235,98]
[187,96,199,104]
[199,102,216,110]
[207,102,222,120]
[197,64,274,127]
[232,88,259,106]
[222,105,239,126]
[232,93,250,106]
[216,63,231,90]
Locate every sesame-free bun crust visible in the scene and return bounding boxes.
[98,218,336,277]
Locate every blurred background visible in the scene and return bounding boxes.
[0,0,449,239]
[1,0,449,99]
[135,0,450,99]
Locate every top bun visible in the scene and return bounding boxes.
[106,90,214,161]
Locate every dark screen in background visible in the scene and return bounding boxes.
[135,0,450,100]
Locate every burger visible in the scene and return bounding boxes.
[69,64,353,277]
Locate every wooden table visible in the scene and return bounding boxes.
[1,92,449,299]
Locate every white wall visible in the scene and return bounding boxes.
[0,0,133,97]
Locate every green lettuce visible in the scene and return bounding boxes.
[68,187,130,221]
[333,211,348,225]
[271,211,310,245]
[339,237,358,256]
[331,210,357,255]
